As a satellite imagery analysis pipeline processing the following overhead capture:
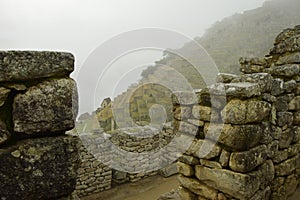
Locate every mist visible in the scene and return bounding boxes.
[0,0,266,114]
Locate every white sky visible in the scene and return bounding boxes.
[0,0,266,114]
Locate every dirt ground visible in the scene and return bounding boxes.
[80,175,300,200]
[80,175,179,200]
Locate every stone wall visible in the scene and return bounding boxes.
[174,25,300,200]
[0,51,80,200]
[74,123,178,196]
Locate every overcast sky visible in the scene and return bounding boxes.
[0,0,266,114]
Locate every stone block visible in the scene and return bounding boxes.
[277,112,293,127]
[276,52,300,65]
[275,155,300,176]
[0,51,74,82]
[13,78,78,135]
[195,160,274,200]
[221,99,271,124]
[178,155,199,165]
[191,139,221,160]
[224,82,261,98]
[177,162,194,176]
[0,135,81,200]
[271,64,300,77]
[178,175,218,200]
[174,106,192,120]
[216,73,238,83]
[288,96,300,110]
[159,163,178,177]
[172,91,198,105]
[229,145,268,173]
[204,123,263,151]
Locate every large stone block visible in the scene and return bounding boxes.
[13,78,78,135]
[231,73,272,93]
[0,51,74,82]
[229,145,268,173]
[0,135,81,200]
[204,123,263,151]
[221,99,271,124]
[270,64,300,77]
[195,160,274,199]
[178,175,218,200]
[224,82,261,98]
[276,52,300,65]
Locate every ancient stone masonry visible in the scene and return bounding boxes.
[171,25,300,200]
[74,124,178,196]
[0,51,80,200]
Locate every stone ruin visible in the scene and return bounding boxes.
[171,25,300,200]
[0,51,80,200]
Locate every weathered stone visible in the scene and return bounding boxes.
[231,73,272,93]
[276,52,300,65]
[177,162,194,176]
[284,174,297,196]
[229,145,268,173]
[158,189,180,200]
[219,149,230,167]
[293,126,300,142]
[262,93,276,103]
[197,92,226,109]
[13,78,78,135]
[174,121,198,136]
[224,82,261,98]
[249,187,271,200]
[200,159,222,169]
[288,96,300,110]
[178,155,199,165]
[192,105,220,122]
[178,175,218,200]
[278,128,294,149]
[216,73,238,83]
[172,91,198,105]
[178,186,197,200]
[187,119,205,127]
[275,95,289,112]
[271,64,300,77]
[159,163,178,177]
[271,177,285,191]
[0,87,10,107]
[277,112,293,128]
[0,51,74,82]
[275,155,300,176]
[192,139,221,160]
[204,123,263,151]
[283,80,297,93]
[267,140,279,159]
[195,160,274,199]
[174,106,192,120]
[0,120,10,146]
[0,135,80,200]
[221,99,271,124]
[270,79,284,96]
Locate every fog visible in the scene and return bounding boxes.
[0,0,266,114]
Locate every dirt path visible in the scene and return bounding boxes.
[80,174,300,200]
[80,175,179,200]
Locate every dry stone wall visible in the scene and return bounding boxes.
[173,25,300,200]
[0,51,80,200]
[74,124,178,196]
